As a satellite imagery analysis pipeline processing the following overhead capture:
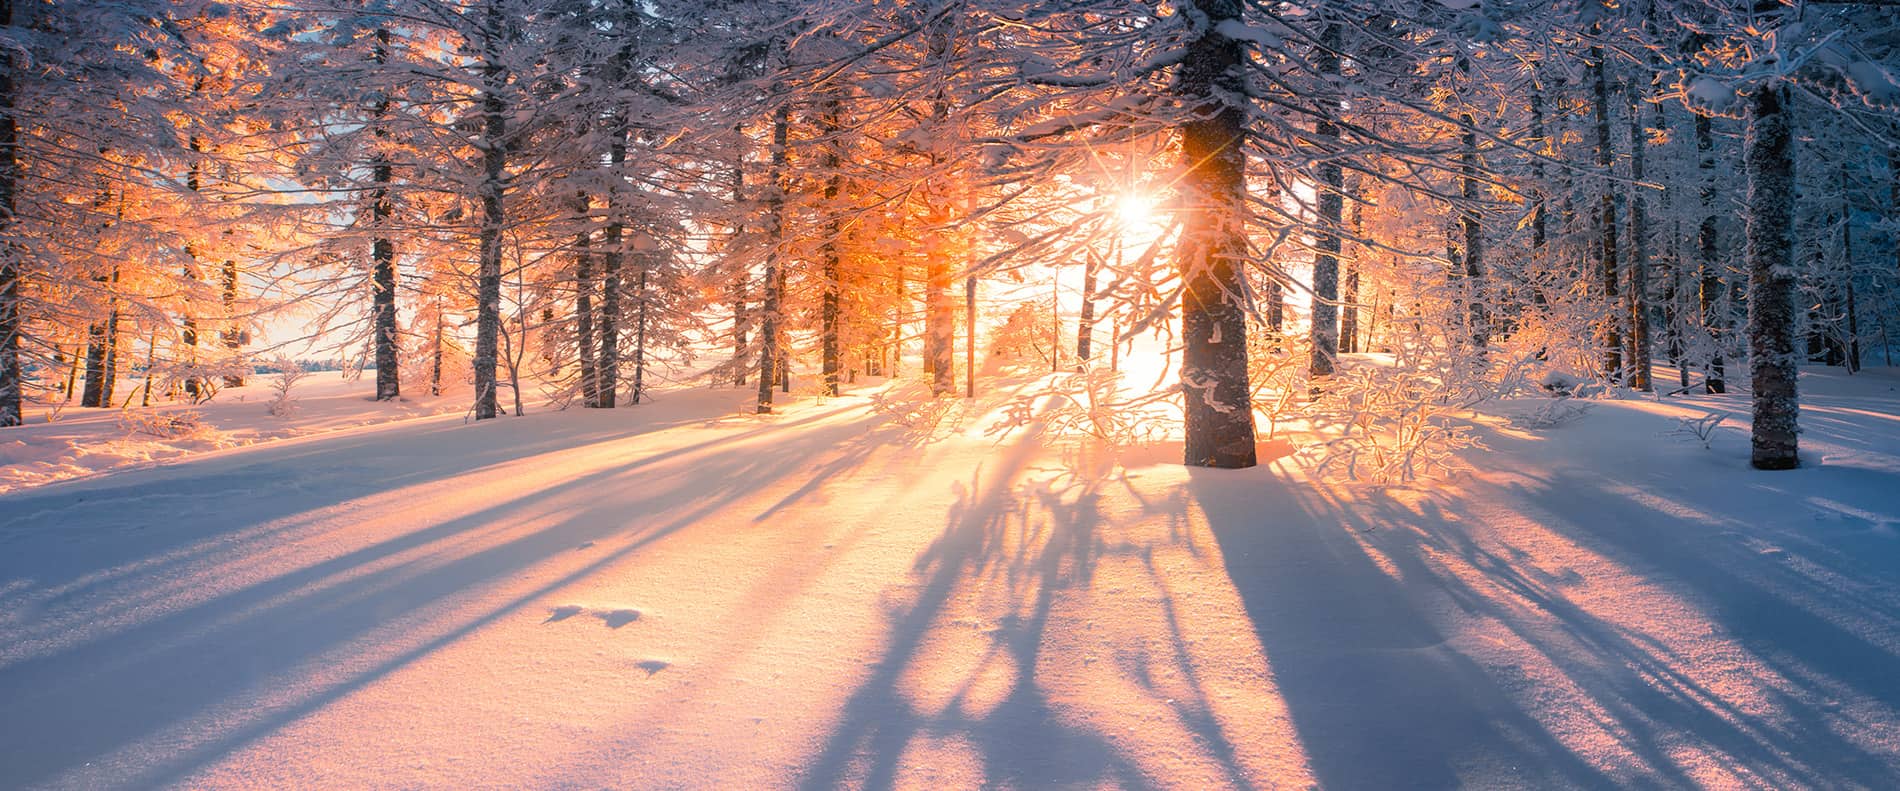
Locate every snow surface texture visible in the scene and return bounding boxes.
[2,368,1899,789]
[0,372,463,495]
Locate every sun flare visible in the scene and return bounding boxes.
[1111,191,1168,252]
[1116,192,1159,231]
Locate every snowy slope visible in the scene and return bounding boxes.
[2,369,1898,789]
[0,372,464,495]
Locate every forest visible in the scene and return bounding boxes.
[2,0,1895,473]
[6,1,1900,788]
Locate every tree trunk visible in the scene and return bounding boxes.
[470,3,507,420]
[1698,114,1726,392]
[573,194,597,405]
[81,313,108,408]
[182,129,204,401]
[923,13,957,396]
[1592,41,1622,381]
[1746,82,1798,470]
[729,137,748,387]
[596,132,624,409]
[778,263,790,393]
[925,254,954,394]
[430,296,444,396]
[137,331,152,407]
[1839,163,1861,373]
[1530,87,1550,319]
[1076,248,1097,367]
[1341,184,1361,355]
[1666,235,1688,387]
[371,28,399,401]
[0,0,18,427]
[756,88,791,414]
[965,274,976,397]
[631,250,649,405]
[1176,0,1256,468]
[1626,80,1652,391]
[56,346,72,401]
[1457,55,1487,355]
[819,90,844,396]
[1310,19,1342,381]
[220,259,241,387]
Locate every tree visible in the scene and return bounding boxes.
[1176,0,1257,468]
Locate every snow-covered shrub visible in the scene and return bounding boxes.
[987,297,1061,370]
[1493,274,1623,392]
[869,385,965,443]
[1508,397,1595,430]
[401,323,471,396]
[1011,367,1172,446]
[1303,363,1483,483]
[118,408,206,439]
[1536,368,1581,396]
[266,358,308,418]
[1247,332,1312,439]
[1266,298,1492,483]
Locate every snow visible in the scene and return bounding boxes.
[1214,20,1280,50]
[1845,60,1900,109]
[1683,75,1739,115]
[0,371,464,495]
[3,367,1899,788]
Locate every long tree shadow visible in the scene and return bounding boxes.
[799,431,1280,789]
[798,422,1145,789]
[1194,435,1900,789]
[1464,468,1900,785]
[1190,465,1613,790]
[0,400,901,789]
[0,391,858,627]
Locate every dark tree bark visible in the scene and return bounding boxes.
[729,129,748,387]
[82,265,120,408]
[1839,164,1861,373]
[1530,87,1549,313]
[596,132,625,409]
[756,87,791,414]
[1745,83,1798,470]
[1698,113,1726,392]
[81,312,108,408]
[182,126,204,400]
[1176,0,1255,468]
[573,194,597,406]
[1076,248,1097,367]
[1310,18,1342,381]
[1341,181,1361,355]
[430,296,444,396]
[1265,279,1283,337]
[819,89,844,396]
[220,259,241,388]
[1591,38,1621,381]
[1456,55,1486,355]
[103,279,119,404]
[371,28,399,401]
[0,0,19,426]
[631,250,649,405]
[1626,80,1653,391]
[470,1,507,420]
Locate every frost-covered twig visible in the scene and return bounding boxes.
[1667,411,1728,449]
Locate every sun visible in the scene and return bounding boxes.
[1116,192,1157,228]
[1112,191,1165,249]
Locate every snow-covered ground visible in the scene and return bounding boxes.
[0,371,464,495]
[2,367,1898,789]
